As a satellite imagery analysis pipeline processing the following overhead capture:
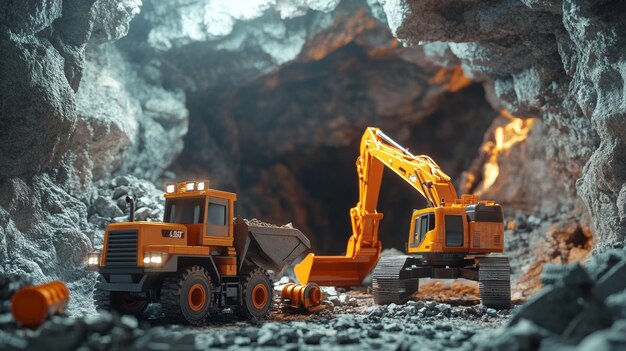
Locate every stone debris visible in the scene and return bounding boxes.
[0,274,511,351]
[243,218,294,229]
[8,245,626,351]
[475,248,626,350]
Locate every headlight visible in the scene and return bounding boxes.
[143,252,168,267]
[165,184,176,193]
[87,252,100,268]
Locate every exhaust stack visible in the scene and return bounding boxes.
[126,196,135,222]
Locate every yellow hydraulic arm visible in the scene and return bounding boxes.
[294,127,458,286]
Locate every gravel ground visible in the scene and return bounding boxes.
[0,275,512,351]
[7,244,624,351]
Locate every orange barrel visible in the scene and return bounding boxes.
[281,282,322,310]
[11,281,70,327]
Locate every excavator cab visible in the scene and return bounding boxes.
[407,207,464,253]
[407,203,505,254]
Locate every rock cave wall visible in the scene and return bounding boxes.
[378,0,625,249]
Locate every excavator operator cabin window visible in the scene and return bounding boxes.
[428,213,435,231]
[445,215,464,247]
[413,212,435,247]
[412,218,420,247]
[419,215,429,244]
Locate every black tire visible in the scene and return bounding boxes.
[94,278,111,311]
[94,278,149,316]
[237,268,273,319]
[478,256,511,309]
[161,266,212,325]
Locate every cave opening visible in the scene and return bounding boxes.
[175,81,497,254]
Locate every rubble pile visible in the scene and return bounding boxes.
[475,247,626,350]
[0,275,144,351]
[505,213,592,298]
[0,275,32,315]
[85,175,165,247]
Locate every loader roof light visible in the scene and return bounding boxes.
[166,180,211,193]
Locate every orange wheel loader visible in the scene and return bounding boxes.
[294,127,511,308]
[87,182,310,325]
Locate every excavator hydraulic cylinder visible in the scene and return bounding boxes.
[280,282,323,312]
[11,281,70,327]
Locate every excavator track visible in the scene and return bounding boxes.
[478,256,511,309]
[372,256,418,305]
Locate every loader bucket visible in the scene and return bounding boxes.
[294,252,380,287]
[233,218,311,274]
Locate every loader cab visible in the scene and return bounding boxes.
[164,181,236,247]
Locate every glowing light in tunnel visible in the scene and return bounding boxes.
[477,111,536,194]
[431,66,471,92]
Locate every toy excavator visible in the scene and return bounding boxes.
[295,127,511,308]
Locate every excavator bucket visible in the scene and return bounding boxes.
[294,251,380,287]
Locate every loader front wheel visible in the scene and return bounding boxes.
[94,277,148,316]
[161,266,212,325]
[237,268,273,319]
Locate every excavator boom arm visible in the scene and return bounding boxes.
[295,127,458,286]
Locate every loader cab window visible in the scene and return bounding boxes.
[206,198,229,237]
[208,203,226,226]
[165,197,205,224]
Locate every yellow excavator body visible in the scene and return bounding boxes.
[294,127,505,287]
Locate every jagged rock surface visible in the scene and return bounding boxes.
[378,0,625,247]
[475,248,626,350]
[0,0,183,316]
[118,0,344,93]
[74,43,188,184]
[0,0,142,179]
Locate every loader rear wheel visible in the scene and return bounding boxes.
[161,266,212,325]
[478,256,511,309]
[94,278,148,316]
[237,268,273,319]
